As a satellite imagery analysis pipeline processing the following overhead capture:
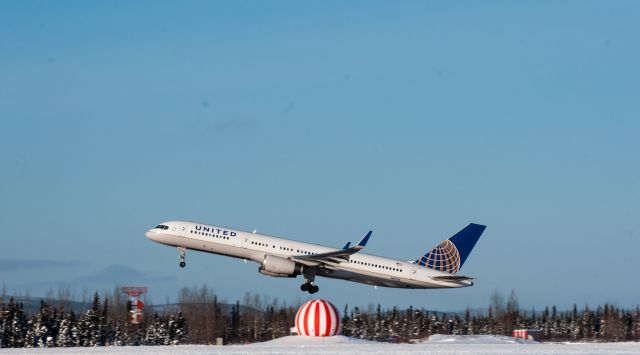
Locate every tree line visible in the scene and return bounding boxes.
[342,291,640,342]
[0,286,297,347]
[1,287,639,348]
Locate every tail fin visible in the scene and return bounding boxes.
[416,223,486,274]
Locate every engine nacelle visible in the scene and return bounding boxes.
[259,255,302,278]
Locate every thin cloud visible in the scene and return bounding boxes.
[72,264,176,284]
[0,259,89,272]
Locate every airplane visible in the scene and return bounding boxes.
[146,221,486,294]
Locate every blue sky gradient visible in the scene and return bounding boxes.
[1,1,639,311]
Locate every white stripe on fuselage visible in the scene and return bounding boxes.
[145,220,472,289]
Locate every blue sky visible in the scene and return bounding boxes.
[1,1,639,311]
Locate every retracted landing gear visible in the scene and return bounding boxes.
[300,268,319,294]
[178,247,186,268]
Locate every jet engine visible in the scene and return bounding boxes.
[258,255,303,278]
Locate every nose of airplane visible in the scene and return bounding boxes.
[145,229,157,241]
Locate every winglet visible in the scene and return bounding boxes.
[292,231,373,265]
[355,231,372,249]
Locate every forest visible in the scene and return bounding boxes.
[1,286,639,347]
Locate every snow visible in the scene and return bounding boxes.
[254,335,375,345]
[1,335,638,354]
[419,334,538,344]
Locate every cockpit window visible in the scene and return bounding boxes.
[155,225,169,230]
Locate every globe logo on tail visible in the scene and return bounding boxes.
[418,240,461,274]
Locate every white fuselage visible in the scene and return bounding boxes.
[145,220,473,290]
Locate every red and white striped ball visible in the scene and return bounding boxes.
[295,299,340,336]
[513,329,529,339]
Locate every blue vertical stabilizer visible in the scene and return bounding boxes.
[416,223,486,274]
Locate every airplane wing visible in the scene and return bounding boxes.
[292,231,372,269]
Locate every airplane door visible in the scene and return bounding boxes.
[409,266,417,280]
[241,234,250,249]
[171,224,186,237]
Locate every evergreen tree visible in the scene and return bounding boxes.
[0,299,14,348]
[77,294,101,347]
[351,307,366,339]
[24,319,35,348]
[372,304,389,341]
[99,296,109,346]
[10,302,26,348]
[144,313,159,345]
[56,314,74,347]
[168,312,186,345]
[32,300,56,347]
[410,308,424,339]
[113,323,124,346]
[258,307,274,341]
[90,292,102,346]
[340,305,351,337]
[153,315,169,345]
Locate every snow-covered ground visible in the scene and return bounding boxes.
[1,335,638,354]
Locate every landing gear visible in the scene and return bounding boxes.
[300,268,319,294]
[300,281,319,294]
[178,247,186,268]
